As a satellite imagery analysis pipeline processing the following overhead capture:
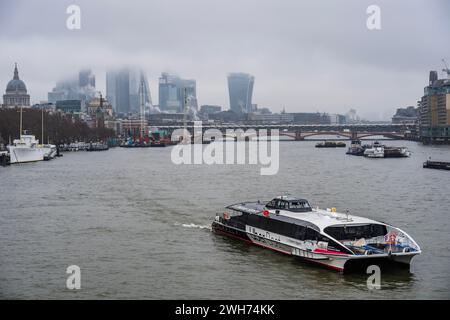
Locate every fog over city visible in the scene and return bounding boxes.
[1,0,449,120]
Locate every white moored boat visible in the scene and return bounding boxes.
[7,135,44,164]
[212,196,421,273]
[363,142,384,158]
[38,144,57,160]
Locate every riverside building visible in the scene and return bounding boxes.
[419,70,450,143]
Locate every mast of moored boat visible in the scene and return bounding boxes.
[19,105,23,140]
[41,107,44,146]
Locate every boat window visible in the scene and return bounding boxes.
[247,214,268,230]
[247,214,259,227]
[230,211,248,224]
[305,227,318,240]
[265,200,277,209]
[324,224,387,240]
[287,200,312,212]
[292,225,306,240]
[266,199,287,209]
[274,200,285,209]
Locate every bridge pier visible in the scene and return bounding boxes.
[294,130,303,141]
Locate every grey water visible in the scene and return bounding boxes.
[0,140,449,299]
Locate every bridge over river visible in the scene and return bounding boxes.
[155,123,414,141]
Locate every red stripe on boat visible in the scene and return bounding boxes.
[313,249,349,256]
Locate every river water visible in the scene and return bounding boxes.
[0,140,449,299]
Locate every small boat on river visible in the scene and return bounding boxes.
[423,159,450,170]
[315,141,346,148]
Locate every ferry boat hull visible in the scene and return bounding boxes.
[212,220,417,273]
[212,197,421,273]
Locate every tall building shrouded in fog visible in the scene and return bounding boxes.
[3,63,30,108]
[227,73,254,113]
[158,72,197,113]
[48,68,96,109]
[106,68,151,116]
[79,69,95,88]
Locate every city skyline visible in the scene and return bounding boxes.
[1,0,449,120]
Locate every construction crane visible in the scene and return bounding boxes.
[442,59,450,79]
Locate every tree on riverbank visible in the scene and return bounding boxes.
[0,108,115,144]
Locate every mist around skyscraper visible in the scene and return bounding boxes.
[106,68,152,117]
[227,73,255,114]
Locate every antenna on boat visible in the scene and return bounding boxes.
[18,106,24,139]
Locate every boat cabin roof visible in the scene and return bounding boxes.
[265,197,312,212]
[226,197,386,232]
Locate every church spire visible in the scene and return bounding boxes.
[13,63,19,80]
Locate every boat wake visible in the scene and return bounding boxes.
[175,222,212,231]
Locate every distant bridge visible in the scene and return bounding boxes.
[278,131,405,140]
[155,123,412,141]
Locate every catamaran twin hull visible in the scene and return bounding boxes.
[212,197,421,273]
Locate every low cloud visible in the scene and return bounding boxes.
[0,0,449,120]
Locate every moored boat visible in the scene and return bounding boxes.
[363,142,384,158]
[86,142,109,151]
[384,146,410,158]
[316,141,346,148]
[150,141,166,147]
[0,151,10,166]
[346,139,365,156]
[39,144,57,160]
[7,135,44,164]
[423,159,450,170]
[212,196,421,273]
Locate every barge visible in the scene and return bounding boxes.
[423,160,450,170]
[315,141,346,148]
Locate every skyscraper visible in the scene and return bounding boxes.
[106,68,151,116]
[48,68,96,108]
[158,73,197,113]
[227,73,254,113]
[79,69,95,88]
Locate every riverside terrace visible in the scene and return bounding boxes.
[155,123,414,141]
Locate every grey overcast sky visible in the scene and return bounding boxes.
[1,0,449,120]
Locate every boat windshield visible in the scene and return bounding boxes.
[324,224,387,241]
[324,223,420,254]
[266,198,312,212]
[288,200,311,212]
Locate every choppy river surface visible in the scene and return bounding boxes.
[1,140,449,299]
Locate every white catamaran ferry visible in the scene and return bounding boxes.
[212,196,421,272]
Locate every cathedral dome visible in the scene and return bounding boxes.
[5,64,27,93]
[6,79,27,93]
[3,63,30,107]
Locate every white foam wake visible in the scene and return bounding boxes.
[175,222,212,230]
